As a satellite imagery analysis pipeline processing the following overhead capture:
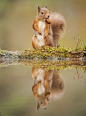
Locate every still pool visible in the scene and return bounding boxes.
[0,60,86,116]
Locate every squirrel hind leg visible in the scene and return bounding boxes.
[32,36,40,49]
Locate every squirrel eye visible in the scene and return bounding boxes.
[41,12,44,14]
[41,102,43,104]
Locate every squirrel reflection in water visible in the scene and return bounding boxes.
[32,67,65,110]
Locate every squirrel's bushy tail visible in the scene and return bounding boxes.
[50,70,65,100]
[50,13,66,47]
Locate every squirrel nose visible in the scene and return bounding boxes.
[48,16,49,18]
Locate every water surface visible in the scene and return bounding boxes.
[0,60,86,116]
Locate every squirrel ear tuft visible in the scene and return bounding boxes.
[37,102,40,110]
[45,4,47,8]
[37,5,41,13]
[44,108,47,110]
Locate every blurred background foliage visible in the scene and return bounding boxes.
[0,0,86,51]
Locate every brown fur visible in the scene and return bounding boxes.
[50,13,66,46]
[50,70,65,100]
[32,36,40,49]
[32,16,42,35]
[32,4,66,48]
[32,16,50,48]
[32,5,54,48]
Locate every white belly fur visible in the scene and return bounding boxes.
[33,69,53,95]
[35,21,45,46]
[35,69,45,95]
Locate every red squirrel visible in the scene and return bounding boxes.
[32,4,66,48]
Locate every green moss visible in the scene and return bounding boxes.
[22,46,72,59]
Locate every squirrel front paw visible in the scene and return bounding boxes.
[38,31,42,35]
[38,81,41,84]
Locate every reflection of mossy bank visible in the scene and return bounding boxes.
[0,59,86,73]
[0,44,86,59]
